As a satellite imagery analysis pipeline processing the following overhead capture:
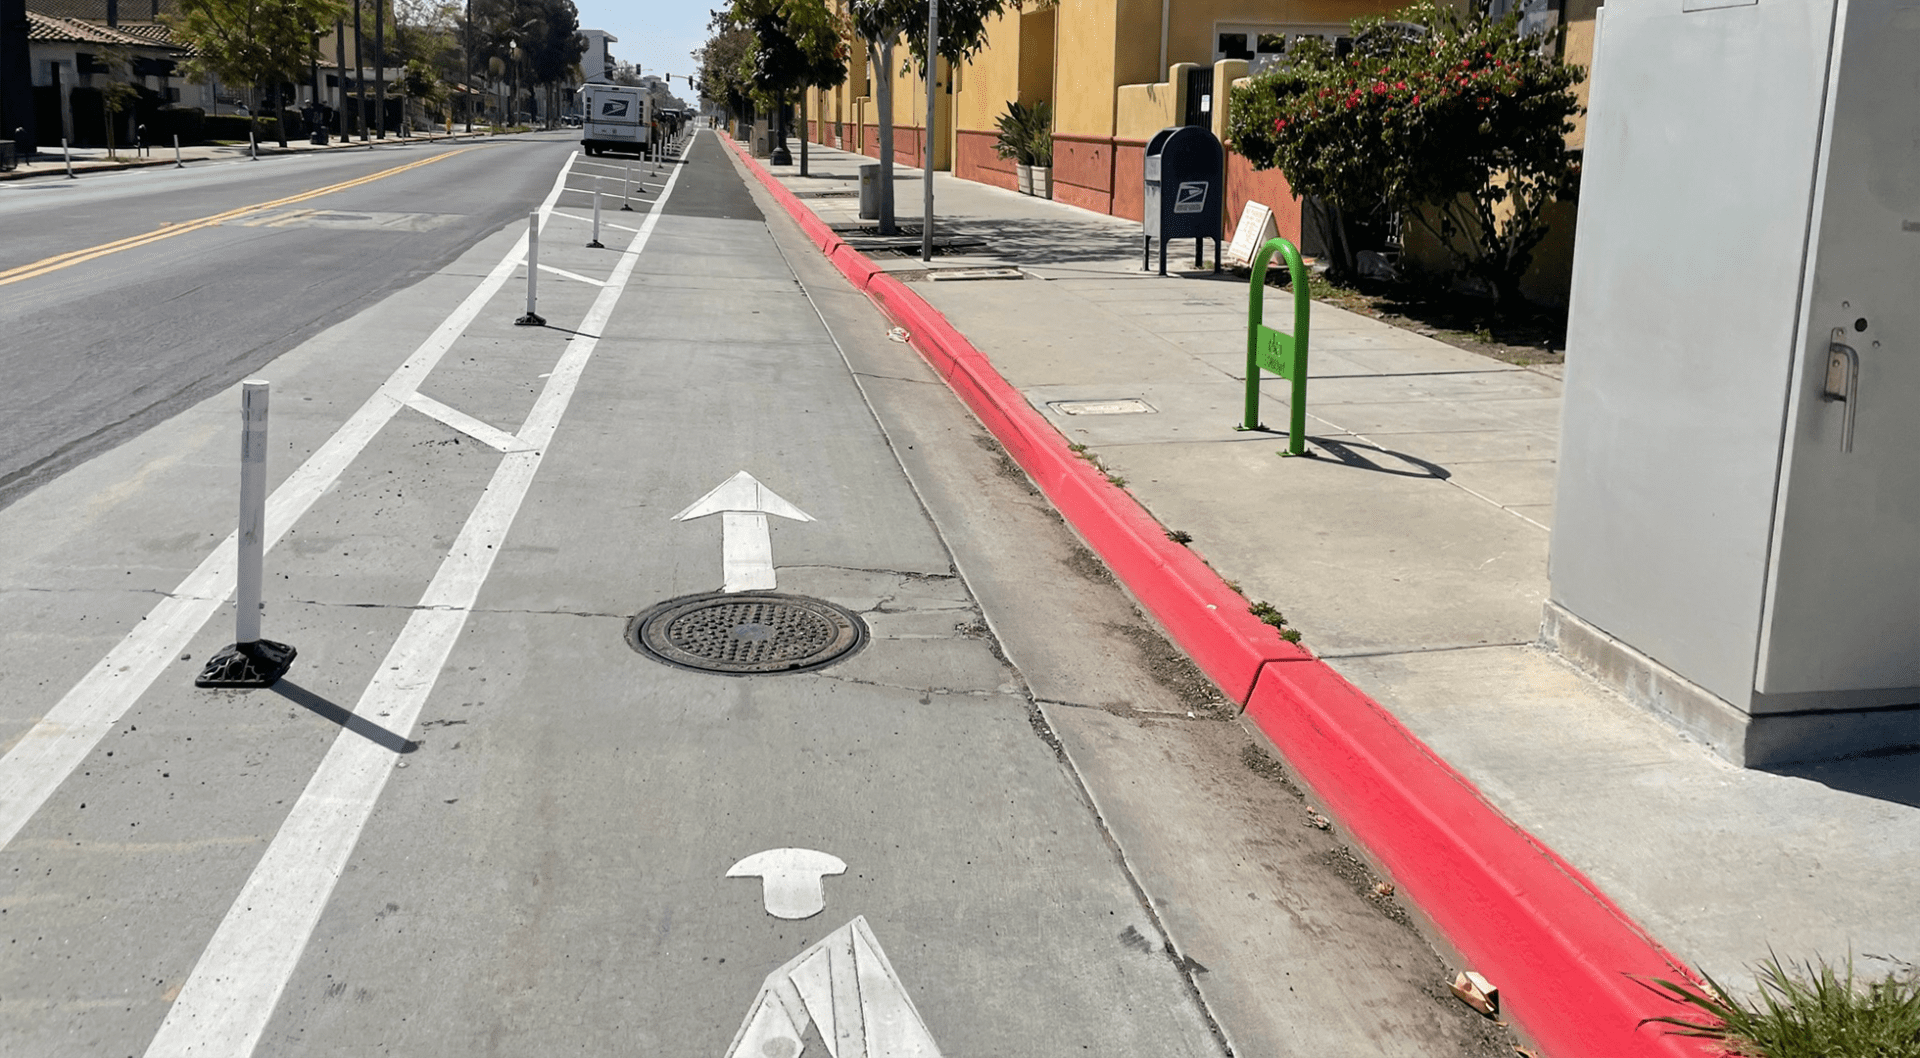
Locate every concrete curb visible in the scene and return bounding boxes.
[724,134,1710,1058]
[0,131,504,181]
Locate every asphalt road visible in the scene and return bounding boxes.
[0,130,1515,1057]
[0,131,581,512]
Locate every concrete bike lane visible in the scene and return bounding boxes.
[210,128,1238,1056]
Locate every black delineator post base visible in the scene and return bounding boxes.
[587,238,604,248]
[515,312,546,326]
[196,639,297,688]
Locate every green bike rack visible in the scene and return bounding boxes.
[1238,236,1312,456]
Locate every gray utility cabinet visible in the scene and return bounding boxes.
[1549,0,1920,765]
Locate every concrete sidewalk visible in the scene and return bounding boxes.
[748,143,1919,1012]
[0,127,516,181]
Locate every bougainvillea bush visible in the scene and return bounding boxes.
[1226,3,1583,305]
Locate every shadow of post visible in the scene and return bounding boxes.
[272,681,418,755]
[1306,437,1451,480]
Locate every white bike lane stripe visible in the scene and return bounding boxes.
[141,135,690,1058]
[0,152,579,852]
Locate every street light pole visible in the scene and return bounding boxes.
[921,0,938,262]
[463,0,472,132]
[373,0,385,139]
[334,18,347,139]
[353,0,366,141]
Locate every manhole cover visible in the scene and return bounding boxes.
[626,592,867,675]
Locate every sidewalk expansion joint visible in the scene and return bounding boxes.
[282,598,632,620]
[783,563,959,581]
[4,584,203,600]
[808,673,1004,699]
[1312,640,1535,661]
[851,369,945,387]
[1032,696,1231,722]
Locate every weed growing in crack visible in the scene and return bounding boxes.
[1249,600,1304,644]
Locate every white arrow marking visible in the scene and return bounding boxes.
[724,916,942,1058]
[674,471,814,593]
[727,848,847,919]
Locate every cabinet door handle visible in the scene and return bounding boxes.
[1823,342,1859,453]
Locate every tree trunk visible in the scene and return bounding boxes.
[373,0,385,139]
[874,39,895,234]
[799,90,808,177]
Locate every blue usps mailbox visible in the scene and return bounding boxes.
[1142,125,1224,276]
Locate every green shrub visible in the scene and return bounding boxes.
[202,113,277,143]
[1226,2,1583,305]
[993,99,1051,166]
[151,105,206,145]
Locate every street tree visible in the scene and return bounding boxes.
[1225,2,1583,305]
[523,0,583,128]
[400,57,447,127]
[171,0,349,146]
[92,47,142,157]
[731,0,845,172]
[848,0,1010,232]
[465,0,560,123]
[694,9,754,121]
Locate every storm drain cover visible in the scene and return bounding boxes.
[626,592,867,675]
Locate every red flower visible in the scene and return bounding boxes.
[1395,81,1407,90]
[1372,81,1387,95]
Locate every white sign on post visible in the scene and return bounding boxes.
[1226,200,1279,269]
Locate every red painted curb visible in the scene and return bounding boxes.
[724,135,1709,1058]
[1248,663,1703,1058]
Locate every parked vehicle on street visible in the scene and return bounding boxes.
[579,84,650,156]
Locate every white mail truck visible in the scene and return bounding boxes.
[580,83,651,156]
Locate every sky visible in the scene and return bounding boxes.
[573,0,714,91]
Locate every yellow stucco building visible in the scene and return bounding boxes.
[803,0,1598,301]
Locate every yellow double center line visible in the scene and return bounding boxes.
[0,146,476,288]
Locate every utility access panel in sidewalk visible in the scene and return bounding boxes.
[1550,0,1920,767]
[1142,125,1223,276]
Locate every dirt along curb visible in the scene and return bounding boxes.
[722,133,1710,1058]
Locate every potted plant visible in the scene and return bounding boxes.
[993,100,1039,193]
[1028,107,1053,199]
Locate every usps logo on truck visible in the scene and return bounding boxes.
[599,99,630,118]
[1173,181,1209,214]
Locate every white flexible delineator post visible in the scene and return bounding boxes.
[173,134,182,168]
[235,382,267,644]
[588,177,604,248]
[515,210,545,326]
[194,381,296,687]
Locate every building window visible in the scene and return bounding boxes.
[1213,24,1353,74]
